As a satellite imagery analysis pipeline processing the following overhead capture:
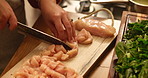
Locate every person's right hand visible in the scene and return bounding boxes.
[0,0,17,30]
[39,0,76,42]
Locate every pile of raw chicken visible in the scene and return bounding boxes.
[14,18,116,78]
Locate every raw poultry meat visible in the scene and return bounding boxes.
[41,43,78,61]
[14,55,83,78]
[77,29,93,44]
[13,42,81,78]
[74,19,116,38]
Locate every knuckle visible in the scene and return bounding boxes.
[61,11,67,15]
[54,11,66,18]
[54,13,61,18]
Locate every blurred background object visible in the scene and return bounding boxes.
[75,0,94,13]
[129,0,148,14]
[62,0,128,20]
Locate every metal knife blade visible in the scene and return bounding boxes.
[17,22,71,50]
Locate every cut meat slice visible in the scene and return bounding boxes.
[77,29,93,44]
[65,68,76,78]
[46,44,56,53]
[42,50,54,56]
[53,51,64,60]
[45,67,65,78]
[14,55,83,78]
[55,45,67,53]
[66,42,78,49]
[47,60,60,69]
[66,48,78,58]
[55,64,66,75]
[13,72,29,78]
[61,54,69,61]
[30,55,41,67]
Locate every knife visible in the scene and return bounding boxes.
[17,22,72,50]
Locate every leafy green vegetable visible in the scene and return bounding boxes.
[115,20,148,78]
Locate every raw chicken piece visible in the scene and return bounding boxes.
[41,56,57,63]
[46,44,56,53]
[53,51,64,60]
[74,19,116,38]
[61,54,69,61]
[14,72,29,78]
[23,59,31,66]
[66,48,78,58]
[14,41,82,78]
[65,68,77,78]
[42,44,78,61]
[14,55,83,78]
[40,64,48,72]
[14,66,35,78]
[45,67,65,78]
[55,45,67,53]
[77,29,93,44]
[30,55,41,67]
[47,60,60,69]
[66,41,78,49]
[55,64,66,75]
[42,50,54,56]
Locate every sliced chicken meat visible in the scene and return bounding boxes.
[41,43,78,61]
[14,55,83,78]
[77,29,93,44]
[14,38,81,78]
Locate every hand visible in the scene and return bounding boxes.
[0,0,17,30]
[39,0,76,42]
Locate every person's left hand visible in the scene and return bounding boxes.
[39,0,76,42]
[0,0,17,30]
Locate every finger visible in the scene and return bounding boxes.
[8,12,17,30]
[62,14,73,42]
[47,22,58,37]
[71,20,76,41]
[54,17,67,41]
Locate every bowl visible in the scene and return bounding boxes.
[129,0,148,14]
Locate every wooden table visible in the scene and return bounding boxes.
[1,12,121,78]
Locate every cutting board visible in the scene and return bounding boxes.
[1,13,121,78]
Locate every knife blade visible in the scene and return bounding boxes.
[17,22,72,50]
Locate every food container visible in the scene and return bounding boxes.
[129,0,148,14]
[111,11,148,78]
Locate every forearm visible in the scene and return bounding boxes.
[28,0,62,8]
